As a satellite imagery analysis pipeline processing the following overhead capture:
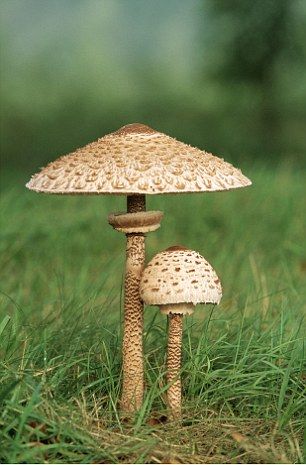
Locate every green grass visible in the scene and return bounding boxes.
[0,163,305,463]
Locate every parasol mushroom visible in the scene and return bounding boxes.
[26,123,250,413]
[140,245,222,420]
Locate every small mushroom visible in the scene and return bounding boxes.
[26,123,248,413]
[140,245,222,420]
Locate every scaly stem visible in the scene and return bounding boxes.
[121,194,146,412]
[167,313,183,420]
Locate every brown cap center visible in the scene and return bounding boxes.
[113,123,157,136]
[165,245,189,252]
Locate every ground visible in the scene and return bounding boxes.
[0,163,305,463]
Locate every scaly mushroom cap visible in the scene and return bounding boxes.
[26,123,251,194]
[140,246,222,306]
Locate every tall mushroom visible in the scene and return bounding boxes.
[140,246,222,420]
[26,122,250,413]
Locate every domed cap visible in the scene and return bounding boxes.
[26,123,251,195]
[140,246,222,306]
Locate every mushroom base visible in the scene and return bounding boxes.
[160,303,194,316]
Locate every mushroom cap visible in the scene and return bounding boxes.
[26,123,251,195]
[140,246,222,306]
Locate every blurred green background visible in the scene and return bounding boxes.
[1,0,306,174]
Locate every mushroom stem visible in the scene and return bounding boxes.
[121,194,146,412]
[127,194,146,213]
[167,313,183,420]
